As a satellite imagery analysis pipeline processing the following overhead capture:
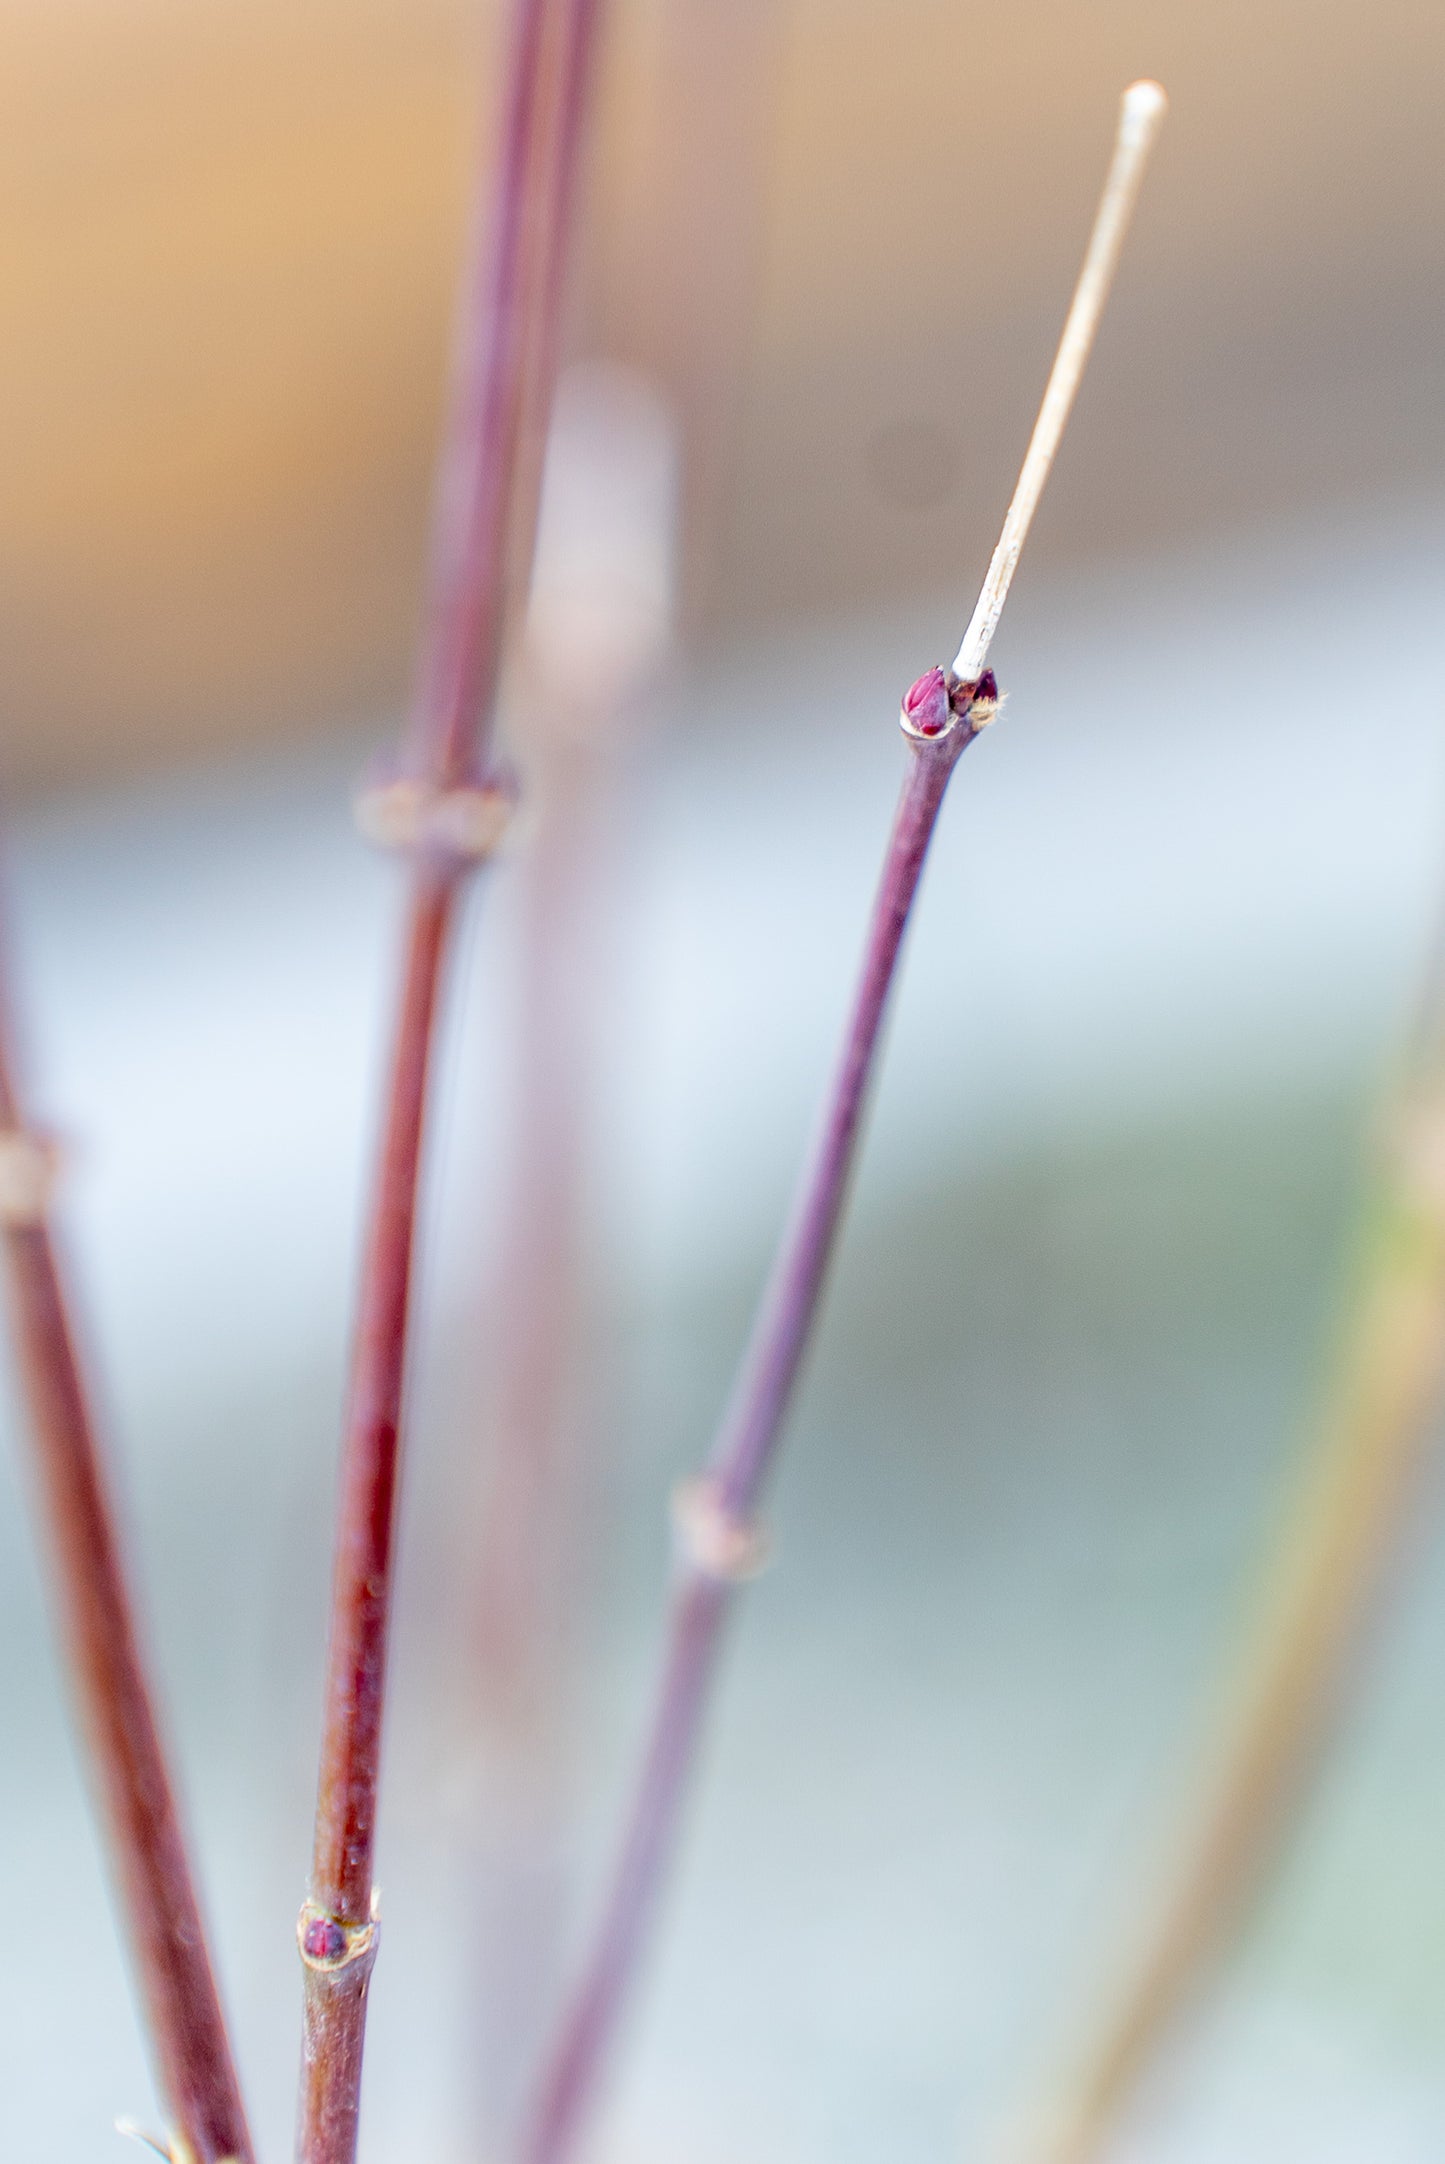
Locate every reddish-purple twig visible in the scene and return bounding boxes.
[297,3,603,2158]
[0,983,252,2164]
[519,81,1167,2164]
[520,677,991,2164]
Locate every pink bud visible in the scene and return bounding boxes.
[302,1916,347,1963]
[901,665,951,737]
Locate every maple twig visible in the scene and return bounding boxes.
[518,80,1168,2164]
[296,3,603,2159]
[0,967,252,2164]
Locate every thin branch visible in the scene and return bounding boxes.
[518,81,1168,2164]
[996,959,1445,2164]
[296,3,603,2159]
[407,0,603,790]
[0,971,252,2164]
[952,80,1165,684]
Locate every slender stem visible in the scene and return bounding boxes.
[408,0,603,790]
[0,985,252,2163]
[298,1,603,2156]
[709,745,965,1516]
[952,80,1165,684]
[518,81,1166,2164]
[999,1034,1445,2164]
[299,874,454,2164]
[521,734,971,2164]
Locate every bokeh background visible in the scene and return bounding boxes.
[1,3,1444,2160]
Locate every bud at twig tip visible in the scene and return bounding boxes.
[900,665,1001,741]
[900,666,952,739]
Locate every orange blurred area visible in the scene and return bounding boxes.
[1,0,1442,785]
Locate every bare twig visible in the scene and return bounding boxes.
[995,946,1445,2164]
[952,80,1165,684]
[518,81,1168,2164]
[0,972,252,2164]
[297,3,603,2159]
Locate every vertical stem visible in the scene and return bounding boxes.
[521,724,975,2164]
[299,873,455,2164]
[409,0,603,791]
[0,994,252,2162]
[298,1,604,2157]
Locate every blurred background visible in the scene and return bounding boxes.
[1,2,1445,2159]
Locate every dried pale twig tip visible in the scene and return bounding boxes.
[951,77,1167,683]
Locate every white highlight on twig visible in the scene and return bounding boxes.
[113,2123,181,2163]
[951,79,1167,685]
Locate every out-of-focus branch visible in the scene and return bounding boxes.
[468,362,678,2150]
[0,967,252,2164]
[995,939,1445,2164]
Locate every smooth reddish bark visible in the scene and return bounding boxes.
[0,1012,252,2163]
[298,1,604,2157]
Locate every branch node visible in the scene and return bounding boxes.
[671,1476,771,1583]
[297,1899,380,1977]
[899,666,1001,744]
[353,777,516,866]
[0,1126,60,1226]
[964,674,1003,730]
